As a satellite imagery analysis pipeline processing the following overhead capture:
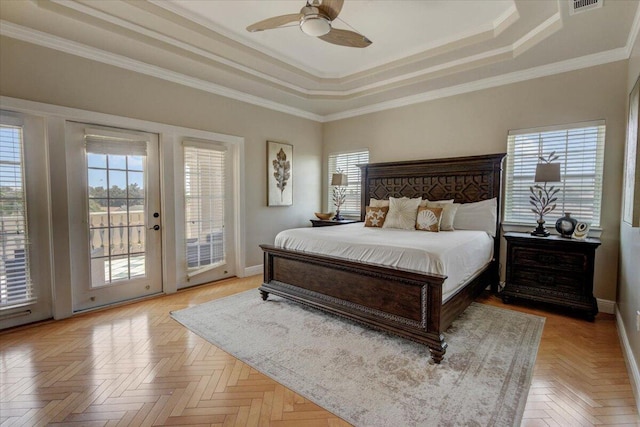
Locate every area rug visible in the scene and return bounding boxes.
[171,290,544,427]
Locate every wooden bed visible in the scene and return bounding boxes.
[259,153,505,363]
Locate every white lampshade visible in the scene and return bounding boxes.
[331,173,348,186]
[534,163,561,183]
[300,15,331,37]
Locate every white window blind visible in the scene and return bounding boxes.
[184,141,226,273]
[328,149,369,217]
[0,120,33,308]
[504,121,605,227]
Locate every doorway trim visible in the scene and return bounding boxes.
[0,96,246,320]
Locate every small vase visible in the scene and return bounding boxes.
[555,212,577,238]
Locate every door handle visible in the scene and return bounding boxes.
[149,225,160,231]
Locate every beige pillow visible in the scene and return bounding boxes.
[416,206,443,232]
[364,206,388,227]
[426,202,459,231]
[420,198,454,207]
[382,197,422,230]
[369,198,390,207]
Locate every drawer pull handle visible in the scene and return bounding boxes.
[538,275,555,286]
[536,254,558,265]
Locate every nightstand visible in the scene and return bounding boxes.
[502,232,601,320]
[310,219,360,227]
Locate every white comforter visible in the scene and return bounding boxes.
[275,223,494,302]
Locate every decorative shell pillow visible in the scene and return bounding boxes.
[364,206,389,227]
[416,206,443,232]
[425,201,459,231]
[382,196,422,230]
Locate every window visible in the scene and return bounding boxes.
[184,141,226,272]
[327,149,369,218]
[0,118,33,308]
[504,121,605,227]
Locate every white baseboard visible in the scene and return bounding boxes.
[597,298,615,314]
[616,307,640,413]
[244,264,263,277]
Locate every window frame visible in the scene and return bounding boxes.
[503,120,606,229]
[327,149,369,219]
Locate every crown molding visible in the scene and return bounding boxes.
[151,0,521,80]
[48,0,311,94]
[38,0,538,98]
[322,47,629,122]
[0,21,323,122]
[625,2,640,58]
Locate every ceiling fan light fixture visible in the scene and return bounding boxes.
[300,14,331,37]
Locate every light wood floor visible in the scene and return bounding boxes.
[1,276,638,426]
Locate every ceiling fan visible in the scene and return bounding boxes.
[246,0,372,48]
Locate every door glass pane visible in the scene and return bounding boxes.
[88,150,147,286]
[108,154,127,170]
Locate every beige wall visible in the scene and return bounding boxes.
[621,34,640,384]
[0,36,323,270]
[324,61,628,302]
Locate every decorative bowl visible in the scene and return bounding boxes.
[314,212,333,220]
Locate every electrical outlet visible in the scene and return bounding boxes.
[637,310,640,332]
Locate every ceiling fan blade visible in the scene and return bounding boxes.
[246,14,301,32]
[318,0,344,21]
[318,28,372,48]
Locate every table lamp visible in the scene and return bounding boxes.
[331,172,348,220]
[530,156,561,237]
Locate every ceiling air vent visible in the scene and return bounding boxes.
[569,0,603,15]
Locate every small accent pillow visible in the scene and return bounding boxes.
[453,198,498,237]
[416,206,443,232]
[364,206,389,227]
[382,197,422,230]
[369,198,390,207]
[426,202,459,231]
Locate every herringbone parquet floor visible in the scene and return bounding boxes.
[1,275,638,426]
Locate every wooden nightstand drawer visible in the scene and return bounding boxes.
[511,267,584,293]
[502,232,600,320]
[511,247,585,273]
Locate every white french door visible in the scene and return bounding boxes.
[67,122,162,311]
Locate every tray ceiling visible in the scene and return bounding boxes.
[0,0,638,121]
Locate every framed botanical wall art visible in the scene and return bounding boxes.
[267,141,293,206]
[623,75,640,226]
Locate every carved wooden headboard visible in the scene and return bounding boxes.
[359,153,505,216]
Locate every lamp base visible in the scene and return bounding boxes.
[531,219,550,237]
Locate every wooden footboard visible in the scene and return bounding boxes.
[260,244,455,363]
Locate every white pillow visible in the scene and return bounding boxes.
[425,199,454,203]
[453,198,497,237]
[426,202,459,231]
[369,198,390,207]
[382,197,422,230]
[420,198,453,207]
